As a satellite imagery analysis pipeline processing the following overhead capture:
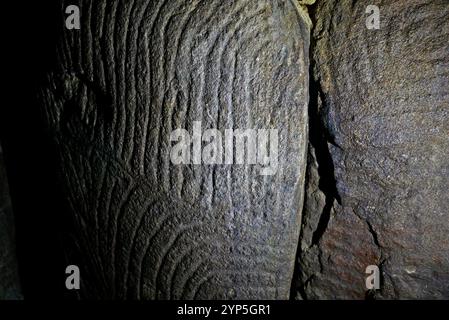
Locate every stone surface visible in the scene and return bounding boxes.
[295,0,449,299]
[0,144,22,299]
[38,0,310,299]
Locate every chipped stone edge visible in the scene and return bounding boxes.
[291,0,316,28]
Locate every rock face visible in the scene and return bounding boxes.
[295,0,449,299]
[3,0,447,301]
[38,0,310,299]
[0,144,22,299]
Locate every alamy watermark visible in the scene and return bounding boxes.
[65,5,80,30]
[365,265,380,290]
[366,5,380,30]
[170,121,279,176]
[65,265,80,290]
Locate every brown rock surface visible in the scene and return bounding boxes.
[295,0,449,299]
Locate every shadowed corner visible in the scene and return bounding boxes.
[0,0,76,300]
[0,143,22,300]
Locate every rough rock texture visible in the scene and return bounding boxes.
[295,0,449,299]
[38,0,310,299]
[0,144,22,299]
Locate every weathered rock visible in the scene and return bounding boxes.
[38,0,310,299]
[0,144,22,299]
[295,0,449,299]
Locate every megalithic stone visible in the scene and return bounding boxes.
[297,0,449,299]
[38,0,311,299]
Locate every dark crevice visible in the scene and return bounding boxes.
[378,259,387,296]
[307,6,341,246]
[365,289,377,300]
[366,220,382,248]
[365,218,386,300]
[290,2,342,299]
[297,275,314,300]
[309,78,341,246]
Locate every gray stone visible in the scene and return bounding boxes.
[295,0,449,299]
[38,0,311,299]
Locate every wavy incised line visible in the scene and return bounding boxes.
[115,1,135,160]
[134,207,181,299]
[120,0,139,168]
[191,270,277,300]
[103,0,119,150]
[83,0,94,80]
[113,1,129,155]
[247,39,270,202]
[249,40,271,204]
[72,0,83,75]
[126,0,152,173]
[93,162,108,270]
[167,242,209,300]
[163,2,203,194]
[145,0,170,179]
[123,198,158,298]
[150,0,173,186]
[177,0,223,199]
[153,223,204,299]
[135,0,159,176]
[238,29,269,212]
[96,0,112,145]
[113,181,141,297]
[92,1,107,94]
[158,1,209,194]
[226,27,269,225]
[110,180,136,298]
[175,242,282,299]
[202,1,263,206]
[185,266,277,300]
[171,253,212,300]
[159,1,222,194]
[65,150,89,221]
[141,223,204,299]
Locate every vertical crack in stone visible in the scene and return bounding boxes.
[365,220,381,249]
[308,69,342,248]
[293,0,449,299]
[290,1,343,299]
